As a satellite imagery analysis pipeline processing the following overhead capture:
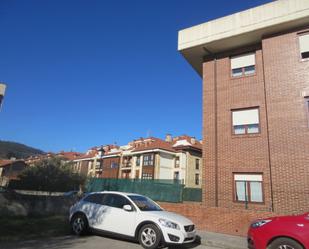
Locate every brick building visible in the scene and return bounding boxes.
[168,0,309,235]
[71,135,202,187]
[118,135,202,188]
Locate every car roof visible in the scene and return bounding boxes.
[88,191,144,197]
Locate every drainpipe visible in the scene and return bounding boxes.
[203,47,218,207]
[261,47,274,212]
[214,57,219,207]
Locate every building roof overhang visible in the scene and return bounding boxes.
[178,0,309,77]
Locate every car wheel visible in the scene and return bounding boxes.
[268,237,304,249]
[138,224,162,249]
[71,213,89,236]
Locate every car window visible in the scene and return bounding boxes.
[83,193,105,205]
[104,194,131,209]
[128,195,162,211]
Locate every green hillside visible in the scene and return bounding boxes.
[0,140,44,159]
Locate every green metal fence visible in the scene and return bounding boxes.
[183,188,203,202]
[86,178,202,203]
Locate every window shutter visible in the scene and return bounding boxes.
[299,34,309,53]
[231,53,255,69]
[232,108,259,126]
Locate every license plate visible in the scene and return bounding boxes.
[186,231,196,237]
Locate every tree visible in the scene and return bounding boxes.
[17,157,86,192]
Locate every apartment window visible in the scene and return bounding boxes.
[231,52,256,77]
[234,174,263,203]
[174,171,179,180]
[143,154,154,166]
[299,33,309,59]
[95,161,101,169]
[195,159,200,170]
[142,173,153,180]
[195,174,199,185]
[136,156,140,166]
[111,162,118,169]
[175,156,180,168]
[232,108,260,135]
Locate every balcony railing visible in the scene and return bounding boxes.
[121,162,132,168]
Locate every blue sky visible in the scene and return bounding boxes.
[0,0,271,152]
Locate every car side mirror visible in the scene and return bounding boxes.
[123,205,133,212]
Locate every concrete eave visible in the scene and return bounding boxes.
[178,0,309,77]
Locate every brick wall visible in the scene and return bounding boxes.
[202,27,309,215]
[262,28,309,213]
[202,46,273,212]
[101,157,120,178]
[160,202,277,236]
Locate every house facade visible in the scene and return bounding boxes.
[118,135,203,188]
[72,148,101,177]
[71,135,202,188]
[0,159,27,186]
[176,0,309,233]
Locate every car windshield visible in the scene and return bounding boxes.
[128,195,163,211]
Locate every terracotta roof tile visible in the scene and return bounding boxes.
[132,137,176,153]
[0,160,13,167]
[171,135,202,150]
[57,152,83,160]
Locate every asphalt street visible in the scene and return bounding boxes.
[0,235,220,249]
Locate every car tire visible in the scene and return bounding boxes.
[70,213,89,236]
[268,237,304,249]
[138,224,163,249]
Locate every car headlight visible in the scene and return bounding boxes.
[251,219,272,228]
[159,218,180,230]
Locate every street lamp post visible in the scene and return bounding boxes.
[0,83,7,110]
[97,147,105,178]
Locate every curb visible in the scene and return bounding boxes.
[197,231,247,249]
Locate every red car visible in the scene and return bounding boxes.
[248,213,309,249]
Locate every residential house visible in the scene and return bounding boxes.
[101,145,121,179]
[72,148,99,177]
[0,159,27,186]
[25,152,55,166]
[70,135,202,187]
[178,0,309,234]
[118,135,203,188]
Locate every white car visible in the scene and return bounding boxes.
[69,191,196,249]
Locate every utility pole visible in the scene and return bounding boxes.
[0,83,7,110]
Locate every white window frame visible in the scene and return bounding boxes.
[234,173,263,203]
[232,108,260,135]
[299,33,309,60]
[231,52,256,77]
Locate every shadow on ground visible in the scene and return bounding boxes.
[1,234,202,249]
[1,236,87,249]
[167,235,201,249]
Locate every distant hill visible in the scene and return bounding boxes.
[0,140,44,159]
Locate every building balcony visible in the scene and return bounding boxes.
[121,163,132,168]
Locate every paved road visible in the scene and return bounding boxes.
[1,235,220,249]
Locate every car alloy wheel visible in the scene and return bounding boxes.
[139,224,162,249]
[278,246,295,249]
[71,214,88,235]
[269,238,303,249]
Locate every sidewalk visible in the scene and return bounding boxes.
[197,231,247,249]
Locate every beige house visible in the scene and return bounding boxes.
[70,135,202,188]
[118,135,203,188]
